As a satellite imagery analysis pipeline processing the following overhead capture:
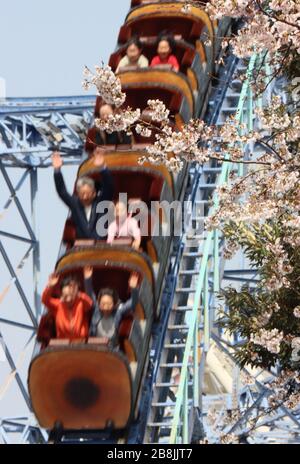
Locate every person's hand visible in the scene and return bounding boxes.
[83,266,93,280]
[132,240,141,251]
[48,273,59,287]
[52,151,63,169]
[93,147,106,168]
[129,272,139,289]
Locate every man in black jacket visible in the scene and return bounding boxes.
[52,148,114,240]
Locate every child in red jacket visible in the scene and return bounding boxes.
[150,35,179,72]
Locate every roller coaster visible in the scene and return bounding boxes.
[1,0,299,445]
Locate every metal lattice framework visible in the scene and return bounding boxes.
[0,96,94,444]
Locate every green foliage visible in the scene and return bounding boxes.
[219,218,300,371]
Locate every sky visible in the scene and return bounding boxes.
[0,0,129,97]
[0,0,130,434]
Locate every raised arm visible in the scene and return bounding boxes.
[92,148,114,202]
[83,266,97,307]
[83,267,99,336]
[130,218,141,251]
[41,274,60,314]
[118,273,139,318]
[52,152,74,208]
[99,168,114,203]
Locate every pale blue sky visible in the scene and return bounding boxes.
[1,0,130,96]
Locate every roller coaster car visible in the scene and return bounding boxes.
[87,110,175,148]
[124,69,194,128]
[85,126,133,153]
[55,245,155,315]
[29,247,154,430]
[119,2,214,47]
[92,102,181,150]
[79,151,174,200]
[109,38,201,92]
[80,153,177,276]
[60,152,186,290]
[29,346,135,430]
[94,68,193,126]
[131,0,156,7]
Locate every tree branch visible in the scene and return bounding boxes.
[255,0,300,31]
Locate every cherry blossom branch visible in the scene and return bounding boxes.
[255,0,300,31]
[209,155,272,165]
[230,166,270,189]
[253,44,293,95]
[257,140,285,162]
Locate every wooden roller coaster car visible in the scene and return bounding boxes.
[29,346,133,430]
[131,0,158,7]
[120,68,194,123]
[119,3,214,47]
[78,153,182,285]
[81,149,186,200]
[94,67,193,127]
[109,37,202,94]
[61,151,187,262]
[29,246,154,430]
[55,245,155,315]
[110,37,196,74]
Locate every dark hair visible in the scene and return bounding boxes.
[60,275,80,290]
[156,32,176,54]
[127,36,143,51]
[97,288,119,306]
